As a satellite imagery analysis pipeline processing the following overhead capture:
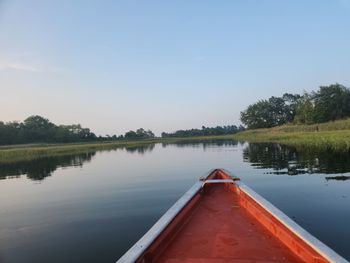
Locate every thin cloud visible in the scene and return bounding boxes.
[0,63,43,72]
[0,52,65,73]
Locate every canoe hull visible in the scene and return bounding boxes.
[117,169,348,263]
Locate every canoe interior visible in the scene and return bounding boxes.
[126,170,341,263]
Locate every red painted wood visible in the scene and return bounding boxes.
[135,170,329,263]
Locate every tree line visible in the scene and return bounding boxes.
[240,83,350,129]
[0,115,157,145]
[4,83,345,145]
[0,115,242,145]
[0,115,97,145]
[161,125,244,138]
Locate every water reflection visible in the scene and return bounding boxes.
[1,140,350,262]
[0,152,96,181]
[125,144,155,154]
[0,141,241,181]
[162,140,240,149]
[243,143,350,175]
[2,141,350,181]
[325,175,350,181]
[0,144,158,181]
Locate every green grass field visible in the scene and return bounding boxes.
[233,119,350,151]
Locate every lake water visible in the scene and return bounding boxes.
[1,141,350,262]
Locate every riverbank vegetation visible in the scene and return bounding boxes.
[0,115,158,145]
[237,83,350,150]
[0,140,157,163]
[161,125,244,138]
[240,83,350,129]
[2,83,350,162]
[0,134,242,164]
[0,114,245,163]
[234,119,350,151]
[0,115,242,145]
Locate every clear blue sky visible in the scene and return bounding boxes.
[1,0,350,135]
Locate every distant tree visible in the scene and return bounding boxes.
[161,125,243,138]
[0,115,99,145]
[240,93,301,129]
[24,115,53,129]
[136,128,147,138]
[145,129,155,138]
[281,93,301,122]
[54,125,74,142]
[22,115,56,142]
[60,124,96,141]
[124,130,137,139]
[294,92,315,124]
[240,100,273,129]
[241,83,350,128]
[124,128,155,139]
[0,121,21,144]
[313,84,350,123]
[268,96,288,125]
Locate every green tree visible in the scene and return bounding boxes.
[161,125,242,137]
[241,94,301,129]
[282,93,301,122]
[124,128,155,139]
[0,115,99,145]
[23,115,56,142]
[313,84,350,123]
[240,100,273,128]
[294,92,315,124]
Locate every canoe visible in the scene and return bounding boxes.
[117,169,348,263]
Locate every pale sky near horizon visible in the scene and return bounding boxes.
[1,0,350,136]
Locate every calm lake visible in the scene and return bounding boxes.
[1,141,350,262]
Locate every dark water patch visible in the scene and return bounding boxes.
[162,139,240,149]
[0,152,95,181]
[243,143,350,175]
[325,175,350,181]
[124,143,155,154]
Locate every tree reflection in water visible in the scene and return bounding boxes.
[0,152,96,181]
[162,140,240,150]
[243,143,350,175]
[0,144,158,181]
[2,140,350,181]
[125,144,155,154]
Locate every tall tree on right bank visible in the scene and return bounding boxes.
[312,84,350,123]
[240,93,300,129]
[241,84,350,129]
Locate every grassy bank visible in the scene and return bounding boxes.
[0,135,237,164]
[2,119,350,164]
[233,119,350,151]
[0,140,154,163]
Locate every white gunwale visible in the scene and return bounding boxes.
[236,180,348,263]
[116,181,202,263]
[116,170,348,263]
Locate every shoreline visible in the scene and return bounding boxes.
[0,135,239,164]
[233,128,350,152]
[1,122,350,163]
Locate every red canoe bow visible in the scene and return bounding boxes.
[117,169,348,263]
